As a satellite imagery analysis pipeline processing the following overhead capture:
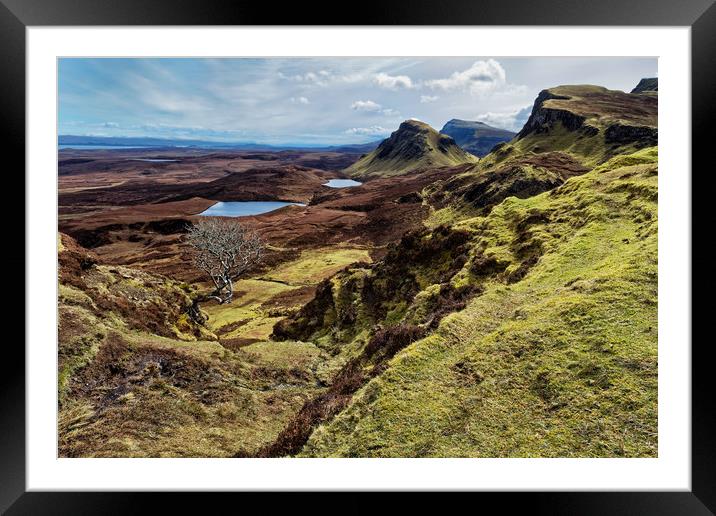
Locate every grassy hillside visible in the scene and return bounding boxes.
[58,83,659,458]
[424,84,658,223]
[266,84,658,457]
[58,235,369,457]
[510,85,657,167]
[204,246,372,347]
[298,147,658,457]
[345,120,477,179]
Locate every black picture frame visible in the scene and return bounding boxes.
[3,0,713,512]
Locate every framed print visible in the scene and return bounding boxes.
[3,0,714,512]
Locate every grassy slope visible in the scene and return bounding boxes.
[346,145,473,179]
[59,323,324,458]
[426,86,658,227]
[59,86,658,458]
[507,85,657,168]
[204,246,372,342]
[504,122,649,169]
[300,147,658,457]
[345,121,478,179]
[59,238,371,457]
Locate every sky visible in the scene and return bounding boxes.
[58,57,657,146]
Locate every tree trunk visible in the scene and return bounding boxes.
[188,296,208,324]
[225,278,234,303]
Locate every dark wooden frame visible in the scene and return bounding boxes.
[2,0,713,513]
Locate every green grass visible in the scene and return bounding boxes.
[58,306,325,457]
[204,246,372,341]
[204,279,293,334]
[511,122,609,167]
[57,302,106,403]
[242,340,323,371]
[58,244,369,457]
[263,247,371,286]
[59,142,658,458]
[345,120,478,179]
[300,147,658,457]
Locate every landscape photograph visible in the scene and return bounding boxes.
[57,56,658,458]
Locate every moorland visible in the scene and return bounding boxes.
[58,81,658,457]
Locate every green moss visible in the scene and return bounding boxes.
[345,120,478,179]
[58,244,372,457]
[59,130,658,458]
[205,246,371,342]
[58,328,105,403]
[58,284,96,309]
[300,148,658,458]
[242,340,322,370]
[264,247,371,286]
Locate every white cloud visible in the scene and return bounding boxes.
[473,105,533,132]
[290,96,309,104]
[350,100,399,117]
[425,59,507,95]
[279,69,364,88]
[514,106,532,128]
[60,56,658,146]
[373,72,414,90]
[351,100,382,112]
[345,125,391,136]
[420,95,439,103]
[280,71,321,83]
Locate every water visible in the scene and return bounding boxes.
[199,201,305,217]
[323,179,363,188]
[59,144,154,150]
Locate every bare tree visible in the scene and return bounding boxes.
[185,218,263,320]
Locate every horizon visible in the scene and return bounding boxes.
[59,57,657,146]
[58,118,507,149]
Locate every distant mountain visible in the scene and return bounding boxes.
[439,119,516,157]
[324,141,381,153]
[58,135,247,148]
[344,120,478,179]
[631,77,658,94]
[58,135,382,153]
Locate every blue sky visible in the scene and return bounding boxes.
[59,57,657,145]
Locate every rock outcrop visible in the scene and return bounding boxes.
[515,85,657,161]
[631,77,658,94]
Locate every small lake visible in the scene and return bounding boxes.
[323,179,363,188]
[199,201,305,217]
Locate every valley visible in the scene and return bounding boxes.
[58,81,659,458]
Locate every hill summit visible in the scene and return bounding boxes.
[440,119,516,157]
[345,119,478,179]
[631,77,658,94]
[508,85,657,165]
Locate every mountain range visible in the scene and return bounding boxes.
[58,134,380,154]
[439,119,516,157]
